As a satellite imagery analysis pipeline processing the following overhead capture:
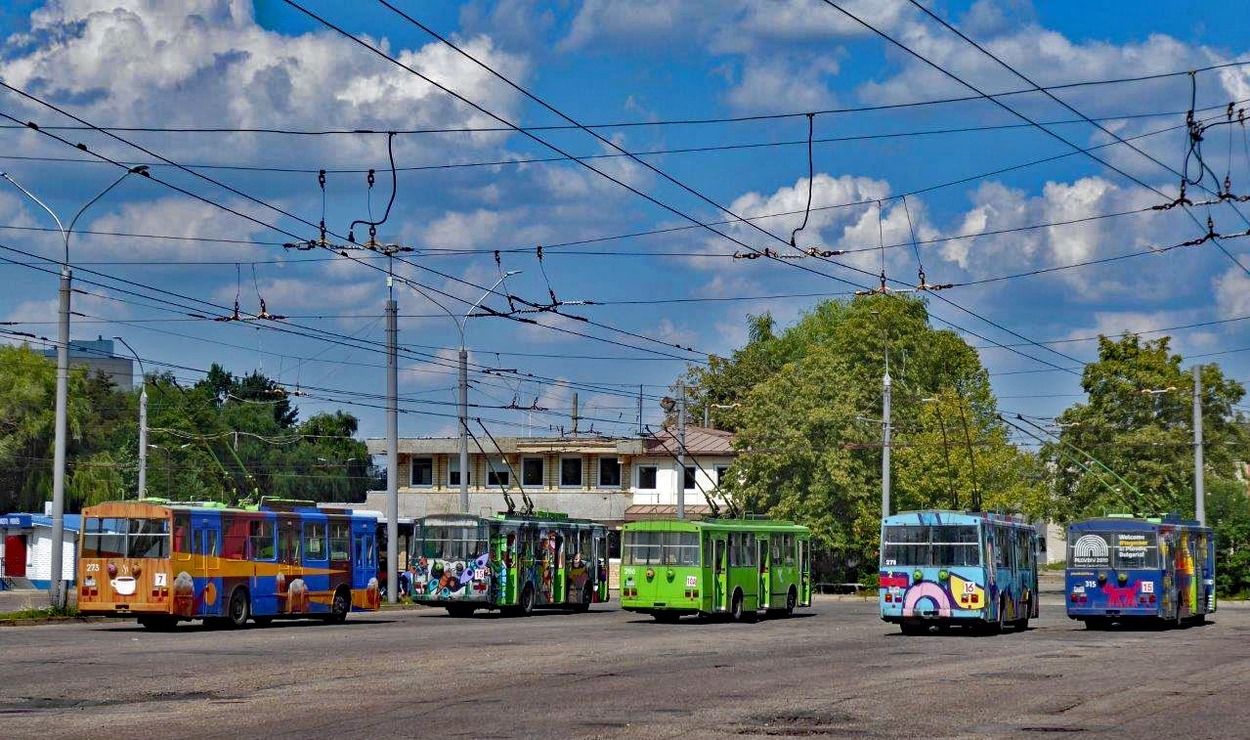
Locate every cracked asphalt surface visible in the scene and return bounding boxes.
[2,593,1247,738]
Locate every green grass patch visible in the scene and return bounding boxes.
[0,603,80,622]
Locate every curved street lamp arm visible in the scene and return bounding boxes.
[1,171,67,242]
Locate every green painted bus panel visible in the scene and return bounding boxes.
[621,518,811,620]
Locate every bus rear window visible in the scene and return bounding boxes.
[82,517,170,559]
[1068,531,1158,569]
[623,531,698,566]
[421,525,484,560]
[882,524,979,567]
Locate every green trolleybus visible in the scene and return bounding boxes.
[620,519,811,622]
[409,512,609,616]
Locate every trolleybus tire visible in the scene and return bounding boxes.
[226,587,251,629]
[1011,599,1030,631]
[326,586,351,624]
[572,581,593,613]
[517,584,535,617]
[729,589,745,622]
[784,586,798,617]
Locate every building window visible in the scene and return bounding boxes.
[448,456,472,487]
[714,465,730,487]
[560,457,583,487]
[487,457,510,487]
[410,457,433,487]
[522,457,544,487]
[684,466,696,491]
[637,465,657,490]
[599,457,621,487]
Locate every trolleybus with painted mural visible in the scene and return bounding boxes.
[408,511,609,616]
[879,510,1039,634]
[1066,513,1215,629]
[77,499,381,629]
[619,518,811,622]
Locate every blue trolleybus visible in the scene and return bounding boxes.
[1066,514,1215,629]
[880,510,1040,634]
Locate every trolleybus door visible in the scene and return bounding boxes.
[757,538,769,609]
[713,538,726,611]
[799,539,810,604]
[195,516,222,616]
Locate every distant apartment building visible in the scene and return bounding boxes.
[41,335,134,389]
[364,426,737,527]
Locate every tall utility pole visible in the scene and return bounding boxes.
[385,274,399,605]
[1194,365,1205,526]
[881,362,892,519]
[677,381,687,520]
[2,165,147,608]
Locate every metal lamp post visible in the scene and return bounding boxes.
[408,271,519,513]
[113,337,147,499]
[1,165,148,608]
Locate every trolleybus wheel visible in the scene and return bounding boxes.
[326,587,351,624]
[573,581,593,613]
[784,587,798,617]
[1012,598,1031,631]
[518,584,535,617]
[729,589,745,622]
[226,587,250,629]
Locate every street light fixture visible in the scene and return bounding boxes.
[112,336,147,500]
[409,271,520,514]
[1,165,148,608]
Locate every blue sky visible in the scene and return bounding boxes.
[2,0,1250,446]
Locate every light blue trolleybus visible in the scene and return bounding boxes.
[1066,514,1215,629]
[879,509,1040,634]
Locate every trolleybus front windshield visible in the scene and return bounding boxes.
[882,524,979,567]
[81,517,171,559]
[1068,531,1159,569]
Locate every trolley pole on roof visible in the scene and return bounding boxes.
[1193,365,1205,526]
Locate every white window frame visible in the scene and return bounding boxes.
[448,456,473,487]
[636,464,658,490]
[409,456,434,487]
[598,456,621,488]
[684,465,697,491]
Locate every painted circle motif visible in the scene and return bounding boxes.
[1072,534,1110,565]
[203,581,218,607]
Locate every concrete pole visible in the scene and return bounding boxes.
[677,380,686,520]
[49,266,70,609]
[385,293,398,605]
[882,369,892,518]
[1194,365,1205,526]
[138,385,147,499]
[459,347,470,514]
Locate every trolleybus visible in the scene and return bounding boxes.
[619,518,811,622]
[880,510,1039,634]
[78,499,381,629]
[409,511,609,616]
[1066,514,1215,628]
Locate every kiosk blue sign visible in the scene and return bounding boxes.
[0,514,32,528]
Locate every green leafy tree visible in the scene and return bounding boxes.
[1045,334,1246,521]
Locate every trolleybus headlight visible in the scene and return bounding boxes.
[645,568,655,580]
[912,570,923,583]
[1097,572,1107,583]
[938,570,949,582]
[1117,572,1128,584]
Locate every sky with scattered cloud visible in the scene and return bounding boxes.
[2,0,1250,447]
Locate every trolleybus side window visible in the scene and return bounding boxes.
[304,522,327,561]
[222,515,247,559]
[249,519,276,561]
[329,521,351,562]
[173,514,190,559]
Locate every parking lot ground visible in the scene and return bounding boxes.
[1,594,1247,738]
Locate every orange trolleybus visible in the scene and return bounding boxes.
[77,499,381,629]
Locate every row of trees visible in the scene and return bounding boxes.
[680,295,1250,593]
[0,345,374,514]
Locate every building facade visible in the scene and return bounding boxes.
[363,426,737,526]
[41,335,134,389]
